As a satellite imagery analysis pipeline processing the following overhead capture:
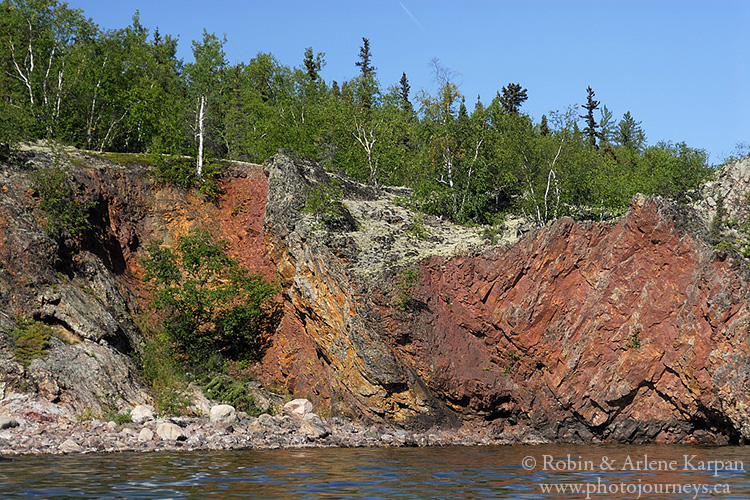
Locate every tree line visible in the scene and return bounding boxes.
[0,0,710,226]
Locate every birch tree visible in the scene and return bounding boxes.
[185,30,226,177]
[416,59,462,218]
[0,0,94,137]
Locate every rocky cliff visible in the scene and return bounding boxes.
[0,145,274,421]
[260,154,750,444]
[2,146,750,444]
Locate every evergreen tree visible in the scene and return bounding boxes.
[616,111,646,152]
[399,72,412,111]
[540,114,550,136]
[354,37,377,110]
[499,83,528,115]
[598,105,616,147]
[580,86,601,148]
[330,80,341,99]
[355,37,375,77]
[303,46,323,83]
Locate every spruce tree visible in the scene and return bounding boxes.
[355,37,375,77]
[540,114,550,136]
[616,111,646,151]
[399,72,411,110]
[355,37,377,110]
[499,83,528,114]
[303,47,321,82]
[580,86,601,148]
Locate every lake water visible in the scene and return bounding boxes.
[0,444,749,499]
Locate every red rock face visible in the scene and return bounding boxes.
[390,195,750,443]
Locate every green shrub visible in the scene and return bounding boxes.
[135,334,187,392]
[32,166,95,238]
[301,180,345,224]
[203,374,262,416]
[627,330,641,349]
[197,159,223,201]
[155,388,192,416]
[150,154,197,188]
[130,323,196,416]
[113,411,132,425]
[9,317,56,366]
[150,154,223,201]
[142,230,279,366]
[406,215,428,240]
[395,268,419,313]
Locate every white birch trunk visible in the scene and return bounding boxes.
[9,21,35,106]
[197,95,205,177]
[353,118,379,184]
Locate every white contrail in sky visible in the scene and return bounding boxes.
[398,1,425,31]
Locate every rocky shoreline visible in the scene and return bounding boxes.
[0,397,540,457]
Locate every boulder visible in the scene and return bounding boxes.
[283,398,313,419]
[256,413,276,427]
[131,405,155,424]
[59,439,82,454]
[156,422,185,441]
[138,427,154,442]
[299,413,331,440]
[209,404,237,424]
[0,416,18,430]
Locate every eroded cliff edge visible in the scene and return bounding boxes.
[261,153,750,444]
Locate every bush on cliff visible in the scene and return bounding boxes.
[32,164,95,241]
[143,230,280,367]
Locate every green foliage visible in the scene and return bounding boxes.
[129,321,196,416]
[502,352,522,375]
[113,411,132,425]
[301,180,345,224]
[499,83,528,115]
[627,330,641,349]
[2,2,713,229]
[149,154,223,200]
[143,230,279,366]
[395,267,419,313]
[135,332,184,388]
[155,388,192,416]
[580,86,601,149]
[9,317,57,366]
[32,165,95,238]
[197,159,223,201]
[406,215,428,240]
[151,155,197,188]
[203,374,262,416]
[98,392,133,424]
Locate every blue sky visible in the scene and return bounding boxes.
[66,0,749,164]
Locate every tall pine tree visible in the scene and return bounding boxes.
[580,86,601,149]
